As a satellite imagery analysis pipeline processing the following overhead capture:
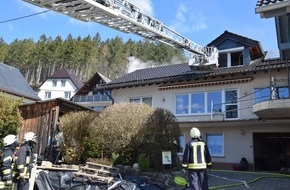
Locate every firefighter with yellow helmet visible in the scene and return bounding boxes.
[0,134,19,189]
[182,127,212,190]
[12,132,36,190]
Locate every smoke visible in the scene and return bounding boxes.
[126,56,186,73]
[126,56,154,73]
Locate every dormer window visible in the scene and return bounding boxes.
[218,47,244,68]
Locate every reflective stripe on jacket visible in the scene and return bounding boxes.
[182,138,212,170]
[13,143,32,179]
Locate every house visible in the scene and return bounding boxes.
[38,68,84,100]
[0,63,40,103]
[71,72,112,111]
[96,30,290,171]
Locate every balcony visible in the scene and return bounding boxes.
[73,94,112,103]
[253,98,290,119]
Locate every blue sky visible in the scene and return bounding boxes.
[1,0,278,51]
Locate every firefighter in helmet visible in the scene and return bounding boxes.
[13,132,37,190]
[182,127,212,190]
[0,134,19,189]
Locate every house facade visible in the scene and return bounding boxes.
[72,72,112,111]
[97,31,290,171]
[38,68,84,100]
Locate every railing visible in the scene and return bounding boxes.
[73,94,112,103]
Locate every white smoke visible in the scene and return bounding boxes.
[127,56,154,73]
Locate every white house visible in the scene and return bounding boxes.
[38,68,84,100]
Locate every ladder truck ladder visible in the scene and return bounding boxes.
[22,0,218,66]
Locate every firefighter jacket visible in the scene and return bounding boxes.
[0,147,14,189]
[182,138,212,170]
[13,143,33,180]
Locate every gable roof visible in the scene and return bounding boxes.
[48,68,84,89]
[75,72,111,95]
[207,30,264,53]
[98,59,288,90]
[255,0,290,17]
[0,63,40,101]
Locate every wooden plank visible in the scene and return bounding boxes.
[85,162,119,173]
[80,166,116,176]
[73,172,114,184]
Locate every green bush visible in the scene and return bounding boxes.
[138,154,150,171]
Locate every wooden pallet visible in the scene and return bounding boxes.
[73,162,119,184]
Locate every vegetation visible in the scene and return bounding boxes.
[58,103,182,170]
[0,34,186,87]
[0,95,23,147]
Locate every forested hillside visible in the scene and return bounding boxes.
[0,33,186,87]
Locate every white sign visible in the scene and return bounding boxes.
[162,151,172,165]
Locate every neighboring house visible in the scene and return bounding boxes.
[96,31,290,171]
[38,68,84,100]
[0,63,40,103]
[256,0,290,60]
[72,72,112,111]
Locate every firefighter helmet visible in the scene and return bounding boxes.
[190,127,201,138]
[3,134,17,146]
[24,132,37,142]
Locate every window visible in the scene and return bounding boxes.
[61,80,66,87]
[191,93,205,114]
[225,90,238,119]
[64,92,71,99]
[206,134,224,157]
[207,91,222,113]
[254,86,289,103]
[179,134,185,153]
[52,80,57,87]
[176,94,189,114]
[130,97,152,106]
[176,91,223,115]
[218,47,244,68]
[45,91,51,99]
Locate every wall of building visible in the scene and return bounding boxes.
[38,79,77,100]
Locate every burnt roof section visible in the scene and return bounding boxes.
[48,68,84,89]
[0,63,40,101]
[98,59,289,90]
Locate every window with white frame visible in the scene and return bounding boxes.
[218,47,244,68]
[130,97,152,106]
[52,80,57,87]
[206,134,224,157]
[64,92,71,99]
[45,91,51,99]
[225,90,238,119]
[61,80,66,87]
[175,91,223,115]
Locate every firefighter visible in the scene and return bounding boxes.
[0,134,19,190]
[182,127,212,190]
[13,132,36,190]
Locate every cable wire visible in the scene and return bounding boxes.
[0,10,50,24]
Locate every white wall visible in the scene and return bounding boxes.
[38,79,77,100]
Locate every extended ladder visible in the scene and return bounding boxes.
[23,0,218,65]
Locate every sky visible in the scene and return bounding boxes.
[0,0,278,52]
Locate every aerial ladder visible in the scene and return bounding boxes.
[22,0,218,66]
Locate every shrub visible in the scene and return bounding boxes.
[138,154,150,171]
